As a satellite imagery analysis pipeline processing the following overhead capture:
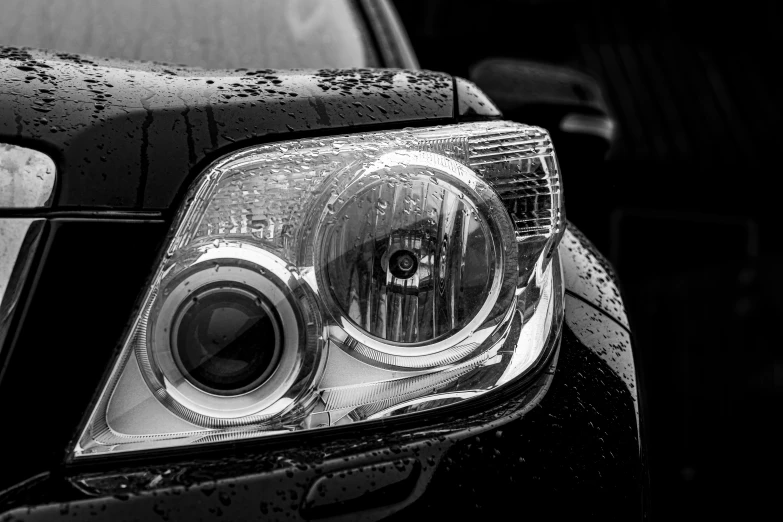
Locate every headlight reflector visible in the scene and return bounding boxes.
[317,150,509,350]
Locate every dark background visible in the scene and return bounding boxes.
[394,0,780,519]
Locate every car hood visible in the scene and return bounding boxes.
[0,47,463,210]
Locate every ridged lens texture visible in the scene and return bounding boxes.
[324,172,491,343]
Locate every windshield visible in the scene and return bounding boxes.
[0,0,377,69]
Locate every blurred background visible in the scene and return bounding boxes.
[393,0,780,519]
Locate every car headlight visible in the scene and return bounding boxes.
[73,120,564,457]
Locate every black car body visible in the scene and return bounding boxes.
[0,1,647,520]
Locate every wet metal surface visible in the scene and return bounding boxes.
[0,47,454,210]
[564,295,635,399]
[560,225,628,328]
[454,77,501,120]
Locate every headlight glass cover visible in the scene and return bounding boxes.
[74,121,564,457]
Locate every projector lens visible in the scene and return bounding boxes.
[171,284,283,395]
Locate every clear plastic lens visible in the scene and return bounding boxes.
[74,121,564,457]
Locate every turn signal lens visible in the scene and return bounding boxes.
[73,121,564,457]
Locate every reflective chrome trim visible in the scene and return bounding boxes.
[0,218,44,353]
[0,144,56,208]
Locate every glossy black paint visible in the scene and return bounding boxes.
[0,219,168,494]
[388,328,640,520]
[0,47,454,210]
[561,224,629,328]
[454,77,501,121]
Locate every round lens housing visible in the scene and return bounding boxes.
[315,151,507,355]
[140,243,324,426]
[172,284,283,396]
